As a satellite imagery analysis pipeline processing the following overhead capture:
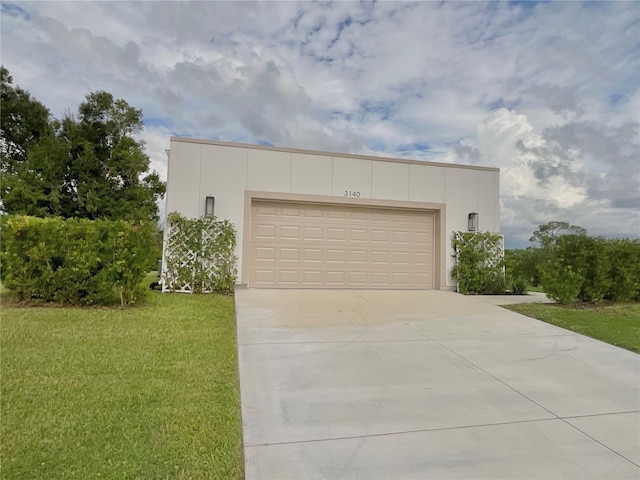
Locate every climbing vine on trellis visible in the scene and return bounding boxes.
[451,231,505,294]
[162,212,237,294]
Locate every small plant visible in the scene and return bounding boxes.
[509,276,528,295]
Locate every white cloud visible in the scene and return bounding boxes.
[137,125,172,183]
[1,0,638,245]
[459,108,639,246]
[472,108,588,206]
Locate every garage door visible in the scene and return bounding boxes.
[249,201,434,289]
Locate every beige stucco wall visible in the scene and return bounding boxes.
[165,137,500,289]
[291,153,332,195]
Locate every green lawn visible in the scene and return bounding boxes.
[524,284,545,293]
[505,303,640,353]
[0,288,244,479]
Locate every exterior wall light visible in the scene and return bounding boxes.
[468,212,478,232]
[205,196,215,217]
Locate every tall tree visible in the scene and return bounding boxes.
[1,67,165,222]
[1,130,69,217]
[58,91,165,221]
[529,221,587,248]
[1,66,52,174]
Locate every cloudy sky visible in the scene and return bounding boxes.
[1,1,638,247]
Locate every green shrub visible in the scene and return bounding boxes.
[505,247,544,287]
[451,231,505,294]
[579,236,610,303]
[538,234,640,304]
[509,276,528,295]
[606,239,640,302]
[518,221,639,305]
[539,235,586,303]
[541,262,584,304]
[0,215,155,305]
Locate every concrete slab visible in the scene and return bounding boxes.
[235,289,640,479]
[565,412,640,465]
[245,419,639,479]
[439,335,640,417]
[240,339,552,445]
[407,310,570,340]
[236,289,424,344]
[471,291,555,305]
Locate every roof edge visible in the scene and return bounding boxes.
[169,136,500,172]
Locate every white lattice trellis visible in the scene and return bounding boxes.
[162,221,196,293]
[452,231,505,293]
[453,231,504,268]
[162,214,237,294]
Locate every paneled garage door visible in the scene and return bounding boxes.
[249,201,434,289]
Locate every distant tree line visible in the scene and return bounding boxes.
[506,222,640,304]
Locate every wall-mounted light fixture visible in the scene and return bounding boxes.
[468,212,478,232]
[205,196,215,217]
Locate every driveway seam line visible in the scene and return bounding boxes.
[245,416,558,448]
[350,290,422,336]
[445,334,577,340]
[238,333,575,346]
[238,339,434,346]
[561,410,640,419]
[403,323,640,469]
[563,421,640,468]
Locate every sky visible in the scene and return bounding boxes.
[1,1,639,247]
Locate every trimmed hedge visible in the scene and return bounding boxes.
[0,215,156,305]
[540,236,640,304]
[504,247,544,288]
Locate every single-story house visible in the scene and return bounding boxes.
[164,137,500,290]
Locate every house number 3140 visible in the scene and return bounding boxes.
[344,190,361,198]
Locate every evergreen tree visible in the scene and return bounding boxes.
[1,67,165,222]
[0,66,51,166]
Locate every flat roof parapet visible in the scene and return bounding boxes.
[169,136,500,173]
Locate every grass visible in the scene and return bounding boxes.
[524,284,546,293]
[0,280,244,479]
[505,302,640,353]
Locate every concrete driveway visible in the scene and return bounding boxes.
[234,289,640,479]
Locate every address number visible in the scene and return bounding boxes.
[344,190,361,198]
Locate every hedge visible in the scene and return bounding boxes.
[0,215,156,305]
[540,235,640,304]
